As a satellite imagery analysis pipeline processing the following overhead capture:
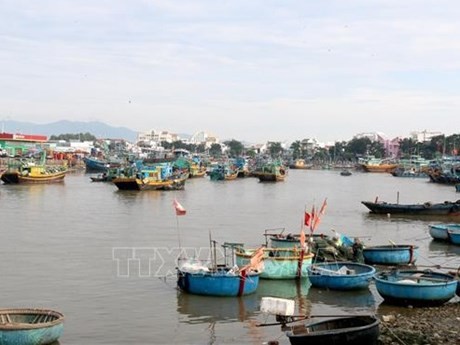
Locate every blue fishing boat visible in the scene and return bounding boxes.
[235,247,314,279]
[177,266,260,297]
[83,156,110,172]
[307,262,375,290]
[286,315,380,345]
[363,244,418,265]
[374,269,458,306]
[447,229,460,245]
[0,308,64,345]
[429,223,460,241]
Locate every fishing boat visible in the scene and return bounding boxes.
[361,200,460,216]
[90,166,126,182]
[1,160,67,184]
[264,226,354,262]
[374,269,458,306]
[224,170,239,180]
[235,247,314,279]
[188,163,207,178]
[391,167,428,178]
[289,159,312,170]
[286,315,380,345]
[208,163,226,181]
[340,170,352,176]
[112,164,187,191]
[17,166,67,184]
[113,175,186,191]
[176,242,263,297]
[307,262,376,290]
[361,162,398,173]
[0,308,64,345]
[176,261,260,297]
[253,163,287,182]
[82,156,110,172]
[447,229,460,245]
[363,244,418,265]
[428,223,460,241]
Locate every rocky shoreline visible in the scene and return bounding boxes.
[379,301,460,344]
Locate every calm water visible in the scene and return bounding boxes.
[1,169,459,344]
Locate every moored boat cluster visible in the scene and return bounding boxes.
[173,200,460,345]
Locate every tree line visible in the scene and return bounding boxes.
[51,131,460,161]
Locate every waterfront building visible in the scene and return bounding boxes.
[0,132,47,157]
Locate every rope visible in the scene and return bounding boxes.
[380,320,409,345]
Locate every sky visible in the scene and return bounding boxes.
[1,0,460,143]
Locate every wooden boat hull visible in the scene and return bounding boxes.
[361,201,460,215]
[363,245,418,265]
[113,177,186,191]
[307,262,375,290]
[257,172,286,182]
[236,248,313,279]
[374,270,457,306]
[177,270,259,296]
[188,169,206,178]
[17,171,66,184]
[0,308,64,345]
[362,164,398,173]
[224,172,238,180]
[286,316,380,345]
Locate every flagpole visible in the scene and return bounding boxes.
[176,215,182,258]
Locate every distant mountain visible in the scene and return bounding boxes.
[1,120,139,142]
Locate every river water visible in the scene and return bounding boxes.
[1,169,459,344]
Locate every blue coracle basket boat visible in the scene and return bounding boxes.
[363,244,418,265]
[0,308,64,345]
[307,262,376,290]
[374,269,457,306]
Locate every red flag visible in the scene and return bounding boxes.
[173,199,186,216]
[312,198,327,231]
[304,212,311,226]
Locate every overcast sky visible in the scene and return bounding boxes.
[1,0,460,143]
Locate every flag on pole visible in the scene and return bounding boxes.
[173,199,186,216]
[312,198,327,231]
[304,212,311,226]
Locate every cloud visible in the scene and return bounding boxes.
[1,0,460,143]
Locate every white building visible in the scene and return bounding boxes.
[137,129,179,145]
[190,131,219,148]
[410,130,443,143]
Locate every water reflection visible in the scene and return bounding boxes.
[364,212,460,224]
[307,286,376,315]
[176,292,259,324]
[256,279,311,316]
[428,240,460,256]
